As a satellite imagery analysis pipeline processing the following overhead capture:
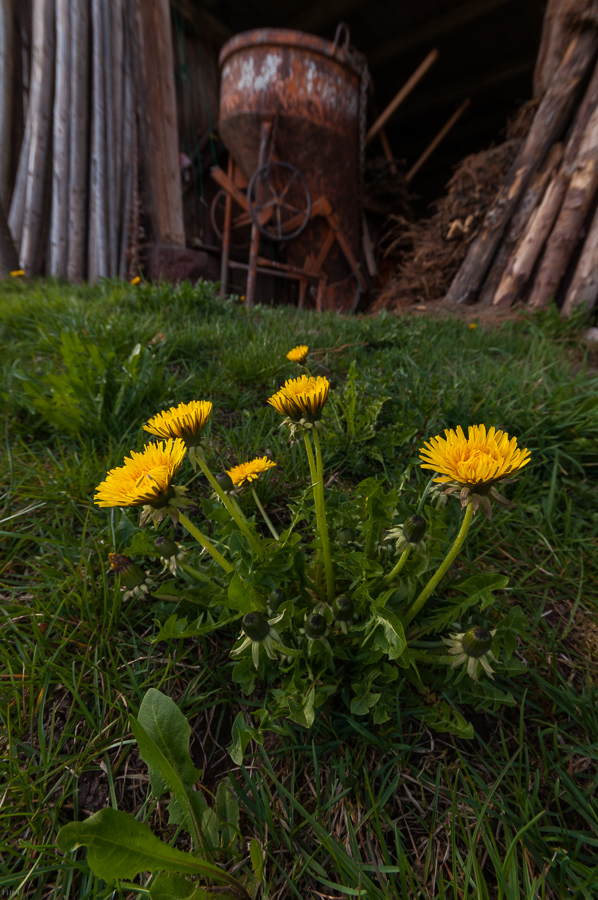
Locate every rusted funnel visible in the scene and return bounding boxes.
[218,28,363,309]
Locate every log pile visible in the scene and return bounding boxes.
[445,0,598,318]
[1,0,184,281]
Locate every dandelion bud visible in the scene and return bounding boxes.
[154,536,179,558]
[217,472,234,492]
[462,627,494,658]
[109,554,145,589]
[304,613,327,639]
[337,528,356,545]
[242,612,271,642]
[333,595,354,621]
[268,588,286,612]
[403,515,427,544]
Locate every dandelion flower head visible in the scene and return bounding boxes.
[144,400,212,447]
[419,425,530,489]
[227,456,276,487]
[268,374,329,422]
[94,438,186,508]
[286,345,309,364]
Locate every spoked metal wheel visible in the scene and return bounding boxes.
[210,189,252,250]
[247,161,311,241]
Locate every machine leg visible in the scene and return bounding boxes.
[245,121,272,307]
[219,157,234,297]
[298,276,307,308]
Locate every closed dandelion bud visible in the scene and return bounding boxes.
[337,528,356,545]
[462,627,494,658]
[333,595,354,621]
[154,536,178,558]
[268,588,286,612]
[109,554,145,589]
[217,472,234,492]
[305,613,327,639]
[403,515,427,544]
[242,612,271,642]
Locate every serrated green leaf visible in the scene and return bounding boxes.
[56,808,228,884]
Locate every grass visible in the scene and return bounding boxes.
[1,277,598,899]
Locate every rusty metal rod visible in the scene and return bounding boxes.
[366,48,439,144]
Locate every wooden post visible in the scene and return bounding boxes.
[118,5,136,280]
[445,31,598,304]
[219,155,234,296]
[134,0,185,247]
[0,0,13,211]
[20,0,55,275]
[67,0,89,282]
[0,195,18,274]
[49,0,70,278]
[406,98,470,182]
[89,0,108,280]
[562,201,598,316]
[529,98,598,308]
[366,49,439,145]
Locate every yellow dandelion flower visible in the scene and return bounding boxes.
[268,374,330,423]
[94,438,186,509]
[130,276,141,285]
[10,269,25,277]
[287,345,309,364]
[144,400,212,448]
[419,424,531,517]
[469,322,477,329]
[226,456,276,487]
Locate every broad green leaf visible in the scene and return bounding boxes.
[131,690,205,845]
[227,572,263,613]
[228,712,264,765]
[423,702,474,739]
[453,573,510,596]
[57,808,229,883]
[149,872,239,900]
[362,610,406,660]
[249,839,264,882]
[215,780,240,849]
[287,686,315,728]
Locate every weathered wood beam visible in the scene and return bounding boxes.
[0,195,18,275]
[562,199,598,316]
[370,0,513,66]
[445,31,598,305]
[49,0,70,278]
[134,0,185,247]
[67,0,89,283]
[0,0,13,211]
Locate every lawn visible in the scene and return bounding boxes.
[1,277,598,900]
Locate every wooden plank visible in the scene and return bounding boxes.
[134,0,185,247]
[366,49,439,144]
[118,2,136,280]
[0,0,13,210]
[0,195,18,274]
[20,0,55,275]
[89,0,108,280]
[445,31,598,305]
[49,0,71,278]
[67,0,89,282]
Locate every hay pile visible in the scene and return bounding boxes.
[372,139,520,312]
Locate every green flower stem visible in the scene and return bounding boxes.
[403,501,474,626]
[195,451,264,557]
[312,428,335,604]
[383,546,411,585]
[251,487,280,540]
[178,512,233,574]
[179,561,220,590]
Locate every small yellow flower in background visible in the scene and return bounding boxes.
[227,456,276,487]
[130,276,141,285]
[287,345,309,364]
[469,322,477,329]
[144,400,212,448]
[10,269,25,277]
[240,295,246,302]
[268,374,330,424]
[94,438,186,510]
[419,424,531,518]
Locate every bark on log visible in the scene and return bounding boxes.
[562,199,598,316]
[445,31,598,305]
[534,0,598,98]
[118,10,136,279]
[0,0,13,211]
[20,0,55,275]
[528,98,598,309]
[134,0,185,247]
[89,0,108,280]
[479,141,563,305]
[67,0,89,282]
[49,0,70,278]
[102,0,116,273]
[111,0,124,269]
[493,56,598,307]
[0,195,19,274]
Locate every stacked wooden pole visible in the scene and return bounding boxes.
[3,0,184,281]
[446,1,598,318]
